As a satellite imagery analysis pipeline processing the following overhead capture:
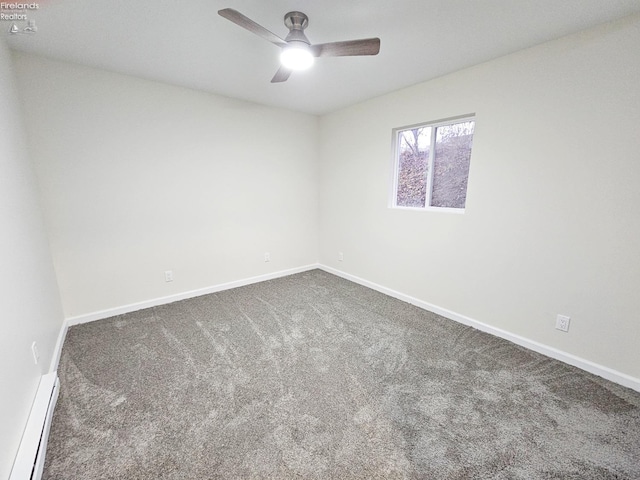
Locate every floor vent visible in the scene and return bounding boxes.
[10,372,59,480]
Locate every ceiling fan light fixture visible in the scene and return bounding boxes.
[280,42,314,70]
[218,8,381,83]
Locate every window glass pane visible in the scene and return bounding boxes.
[431,121,475,208]
[395,126,431,208]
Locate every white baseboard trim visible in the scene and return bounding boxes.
[65,264,320,327]
[319,264,640,393]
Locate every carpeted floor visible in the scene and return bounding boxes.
[43,269,640,479]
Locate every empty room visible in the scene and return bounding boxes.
[2,1,640,478]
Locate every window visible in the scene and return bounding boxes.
[392,116,475,211]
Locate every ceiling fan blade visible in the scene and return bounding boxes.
[271,66,292,83]
[218,8,287,47]
[311,38,381,57]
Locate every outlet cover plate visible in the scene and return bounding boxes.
[556,314,570,332]
[31,341,39,365]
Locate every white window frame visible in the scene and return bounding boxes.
[390,114,475,213]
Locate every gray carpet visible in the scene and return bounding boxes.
[44,269,640,479]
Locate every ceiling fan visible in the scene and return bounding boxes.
[218,8,381,83]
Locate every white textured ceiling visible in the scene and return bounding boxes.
[6,0,640,115]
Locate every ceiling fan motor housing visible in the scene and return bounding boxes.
[284,11,310,44]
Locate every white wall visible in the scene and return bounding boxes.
[13,53,319,318]
[0,41,64,479]
[319,15,640,380]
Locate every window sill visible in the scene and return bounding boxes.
[390,206,465,214]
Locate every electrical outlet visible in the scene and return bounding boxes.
[556,314,570,332]
[264,252,270,262]
[165,270,173,282]
[338,252,344,262]
[31,341,39,365]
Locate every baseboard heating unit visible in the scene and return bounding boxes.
[10,372,60,480]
